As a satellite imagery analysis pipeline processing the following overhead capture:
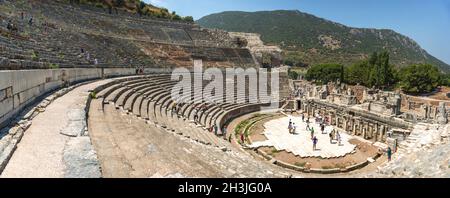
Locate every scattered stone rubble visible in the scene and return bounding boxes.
[368,123,450,178]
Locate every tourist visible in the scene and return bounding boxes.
[171,104,177,114]
[193,109,198,122]
[28,16,33,26]
[94,58,98,65]
[329,132,333,144]
[387,147,392,162]
[302,114,305,122]
[194,114,198,123]
[310,127,315,139]
[6,20,12,30]
[222,125,227,139]
[320,124,325,134]
[214,124,218,136]
[292,123,296,134]
[330,129,335,141]
[288,119,292,133]
[240,133,245,144]
[337,131,342,146]
[306,123,310,131]
[312,136,318,151]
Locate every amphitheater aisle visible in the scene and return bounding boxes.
[0,80,113,178]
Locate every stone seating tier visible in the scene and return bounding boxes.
[93,74,279,147]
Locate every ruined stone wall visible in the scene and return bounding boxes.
[228,32,282,66]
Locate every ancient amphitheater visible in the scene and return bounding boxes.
[0,0,448,178]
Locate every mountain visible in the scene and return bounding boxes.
[197,10,450,72]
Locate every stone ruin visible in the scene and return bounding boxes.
[436,102,448,124]
[402,95,450,124]
[291,80,415,145]
[290,79,450,154]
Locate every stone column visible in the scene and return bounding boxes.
[327,112,333,125]
[352,119,357,135]
[374,123,379,142]
[379,125,385,142]
[365,122,370,139]
[306,104,310,116]
[358,121,363,136]
[343,117,348,132]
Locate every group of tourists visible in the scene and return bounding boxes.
[6,19,17,32]
[328,129,342,145]
[288,112,347,151]
[80,48,100,66]
[5,12,34,32]
[288,119,297,134]
[288,113,395,160]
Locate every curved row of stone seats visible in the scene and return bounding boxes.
[91,75,227,148]
[38,1,231,48]
[42,0,196,29]
[88,94,289,177]
[0,26,94,69]
[0,11,140,69]
[99,76,229,148]
[91,73,281,148]
[38,2,246,58]
[0,35,86,61]
[2,1,255,70]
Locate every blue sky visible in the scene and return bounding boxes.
[144,0,450,65]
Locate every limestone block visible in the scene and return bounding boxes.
[63,137,101,178]
[67,109,86,121]
[60,120,86,137]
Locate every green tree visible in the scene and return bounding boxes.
[305,63,344,84]
[399,64,440,94]
[345,60,371,86]
[172,14,182,21]
[183,16,194,22]
[368,51,392,88]
[347,51,397,89]
[439,73,450,86]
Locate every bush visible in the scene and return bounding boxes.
[288,69,299,80]
[94,2,105,8]
[49,63,60,69]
